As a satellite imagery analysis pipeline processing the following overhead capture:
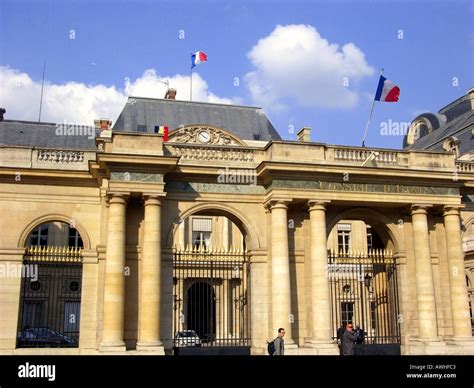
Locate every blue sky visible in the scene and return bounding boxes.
[0,0,472,149]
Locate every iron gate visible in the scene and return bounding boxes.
[17,246,83,348]
[172,247,250,352]
[328,249,400,351]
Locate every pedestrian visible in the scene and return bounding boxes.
[341,323,357,356]
[336,323,345,355]
[273,328,285,355]
[355,325,365,344]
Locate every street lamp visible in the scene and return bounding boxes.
[364,274,373,293]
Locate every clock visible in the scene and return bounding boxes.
[197,130,211,143]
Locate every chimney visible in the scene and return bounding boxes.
[94,118,112,130]
[165,88,177,100]
[0,108,5,121]
[297,126,311,142]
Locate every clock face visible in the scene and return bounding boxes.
[197,130,211,143]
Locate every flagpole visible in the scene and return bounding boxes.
[190,61,193,102]
[361,100,375,147]
[38,58,46,122]
[362,68,384,147]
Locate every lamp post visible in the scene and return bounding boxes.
[364,274,373,293]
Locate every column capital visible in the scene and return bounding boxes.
[410,204,432,215]
[107,192,129,205]
[264,198,291,211]
[443,205,464,217]
[143,195,164,206]
[308,200,330,212]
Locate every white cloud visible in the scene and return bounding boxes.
[0,67,236,124]
[245,24,374,110]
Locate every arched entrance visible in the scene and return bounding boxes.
[327,212,401,355]
[171,206,251,354]
[17,221,83,348]
[187,282,216,342]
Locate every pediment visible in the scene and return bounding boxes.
[167,125,245,146]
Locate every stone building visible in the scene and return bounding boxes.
[0,89,473,355]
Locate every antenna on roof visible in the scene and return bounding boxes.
[38,59,46,122]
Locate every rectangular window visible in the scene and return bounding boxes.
[253,134,261,140]
[137,125,147,132]
[367,225,373,249]
[68,228,83,248]
[341,302,354,325]
[192,218,212,249]
[192,218,212,232]
[22,301,44,329]
[192,231,211,249]
[371,301,377,331]
[337,224,351,253]
[30,225,49,247]
[63,302,81,334]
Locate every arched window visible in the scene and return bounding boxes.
[17,221,83,348]
[28,222,83,248]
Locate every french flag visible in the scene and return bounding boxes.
[374,75,400,102]
[191,51,207,68]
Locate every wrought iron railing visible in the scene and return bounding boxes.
[172,246,250,349]
[17,246,83,348]
[328,249,401,347]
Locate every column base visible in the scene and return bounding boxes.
[136,341,165,354]
[283,342,299,355]
[445,337,474,355]
[408,338,446,355]
[303,339,339,355]
[99,341,127,353]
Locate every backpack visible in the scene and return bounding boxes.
[267,339,276,355]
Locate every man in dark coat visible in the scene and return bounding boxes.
[342,323,357,356]
[336,323,345,355]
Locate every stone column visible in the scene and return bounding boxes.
[443,206,472,338]
[137,196,164,352]
[100,194,128,351]
[269,200,295,344]
[411,205,439,339]
[306,201,337,353]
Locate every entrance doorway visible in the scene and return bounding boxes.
[187,282,216,343]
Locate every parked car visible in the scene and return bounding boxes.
[174,330,201,347]
[17,327,77,347]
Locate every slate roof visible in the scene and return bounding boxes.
[404,91,474,154]
[113,97,281,141]
[0,120,97,150]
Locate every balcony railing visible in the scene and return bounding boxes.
[333,147,399,164]
[456,161,474,173]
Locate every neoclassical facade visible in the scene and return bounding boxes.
[0,90,473,355]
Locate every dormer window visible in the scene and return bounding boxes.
[443,136,460,158]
